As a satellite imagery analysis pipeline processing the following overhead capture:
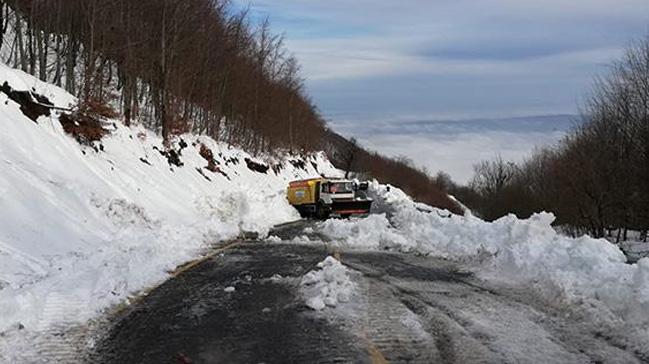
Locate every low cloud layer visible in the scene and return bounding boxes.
[332,115,577,184]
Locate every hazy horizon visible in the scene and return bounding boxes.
[331,114,579,184]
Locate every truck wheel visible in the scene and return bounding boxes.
[315,202,330,220]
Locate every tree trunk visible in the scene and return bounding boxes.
[27,20,35,75]
[53,36,63,86]
[160,2,169,145]
[15,16,27,72]
[0,4,4,52]
[37,31,47,81]
[65,38,78,94]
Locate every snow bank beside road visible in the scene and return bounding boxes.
[315,181,649,345]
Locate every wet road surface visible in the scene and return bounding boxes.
[90,221,648,364]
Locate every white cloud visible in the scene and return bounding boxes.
[289,33,626,81]
[233,0,649,121]
[236,0,648,80]
[237,0,649,24]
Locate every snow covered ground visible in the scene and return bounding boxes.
[304,182,649,352]
[0,61,338,361]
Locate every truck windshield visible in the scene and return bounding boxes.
[326,182,353,194]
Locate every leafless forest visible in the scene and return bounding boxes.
[1,0,326,152]
[0,0,461,213]
[453,37,649,241]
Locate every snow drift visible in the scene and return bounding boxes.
[0,61,338,352]
[315,181,649,348]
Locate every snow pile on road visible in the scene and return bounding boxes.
[318,214,409,251]
[300,256,356,311]
[316,181,649,342]
[0,61,336,358]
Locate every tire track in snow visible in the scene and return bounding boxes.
[341,250,647,364]
[27,293,90,363]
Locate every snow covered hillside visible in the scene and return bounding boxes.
[0,61,339,353]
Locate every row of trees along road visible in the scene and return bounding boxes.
[453,36,649,241]
[0,0,463,213]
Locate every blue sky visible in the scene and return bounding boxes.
[232,0,649,182]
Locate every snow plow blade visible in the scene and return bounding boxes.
[331,200,372,215]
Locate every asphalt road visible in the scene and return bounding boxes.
[90,221,648,364]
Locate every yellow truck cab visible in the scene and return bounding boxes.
[287,178,372,219]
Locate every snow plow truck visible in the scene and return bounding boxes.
[287,178,372,219]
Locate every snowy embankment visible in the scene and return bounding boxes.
[0,61,338,353]
[309,182,649,347]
